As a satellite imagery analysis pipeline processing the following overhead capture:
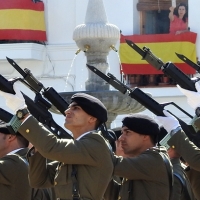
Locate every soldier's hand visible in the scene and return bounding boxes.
[156,110,180,133]
[0,82,27,112]
[177,81,200,110]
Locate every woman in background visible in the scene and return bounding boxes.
[169,3,188,35]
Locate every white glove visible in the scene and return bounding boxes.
[0,82,27,113]
[155,110,180,133]
[177,81,200,110]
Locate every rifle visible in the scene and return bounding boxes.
[86,64,200,147]
[175,52,200,74]
[125,39,200,92]
[0,74,72,139]
[0,108,13,123]
[23,93,73,139]
[6,57,69,116]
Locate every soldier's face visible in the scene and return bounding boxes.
[64,102,93,131]
[119,127,145,157]
[0,133,9,158]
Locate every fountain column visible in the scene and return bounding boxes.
[60,0,148,128]
[73,0,120,91]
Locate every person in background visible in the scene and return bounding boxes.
[174,81,200,199]
[0,122,55,200]
[169,3,188,35]
[0,122,32,200]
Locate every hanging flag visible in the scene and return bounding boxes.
[119,32,197,74]
[0,0,46,41]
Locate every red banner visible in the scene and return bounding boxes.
[0,0,46,41]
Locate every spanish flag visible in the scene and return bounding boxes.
[0,0,46,41]
[120,32,197,74]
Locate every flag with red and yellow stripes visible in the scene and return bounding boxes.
[120,32,197,74]
[0,0,46,41]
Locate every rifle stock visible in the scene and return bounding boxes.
[23,94,72,139]
[0,75,15,94]
[161,62,197,91]
[0,108,13,122]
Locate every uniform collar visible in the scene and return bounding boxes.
[76,130,95,140]
[7,148,25,155]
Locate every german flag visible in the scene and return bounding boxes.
[120,32,197,74]
[0,0,46,41]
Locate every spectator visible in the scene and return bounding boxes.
[169,3,188,35]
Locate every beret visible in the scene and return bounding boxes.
[71,93,107,123]
[122,114,160,137]
[0,120,19,135]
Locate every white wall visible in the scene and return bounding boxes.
[188,0,200,59]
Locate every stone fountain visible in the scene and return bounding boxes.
[60,0,147,128]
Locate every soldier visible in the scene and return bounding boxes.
[177,81,200,129]
[107,114,173,200]
[0,83,114,200]
[0,122,32,200]
[155,82,200,199]
[154,81,200,170]
[0,122,55,200]
[158,127,195,200]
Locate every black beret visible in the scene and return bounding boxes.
[0,120,19,135]
[0,120,10,134]
[122,114,160,137]
[71,93,107,123]
[0,127,10,134]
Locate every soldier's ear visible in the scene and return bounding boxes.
[88,116,97,124]
[8,134,16,141]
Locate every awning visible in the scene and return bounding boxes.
[119,32,197,75]
[137,0,188,11]
[0,0,46,41]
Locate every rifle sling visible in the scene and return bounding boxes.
[71,165,81,200]
[159,151,173,200]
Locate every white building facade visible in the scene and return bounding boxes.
[0,0,199,128]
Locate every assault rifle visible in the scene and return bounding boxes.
[175,52,200,74]
[0,107,13,123]
[125,39,200,92]
[86,64,200,147]
[0,73,72,139]
[6,57,69,116]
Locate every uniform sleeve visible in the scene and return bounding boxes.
[168,130,200,171]
[19,116,107,166]
[186,168,200,200]
[0,155,24,185]
[113,151,167,181]
[194,117,200,130]
[28,151,58,188]
[104,176,121,200]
